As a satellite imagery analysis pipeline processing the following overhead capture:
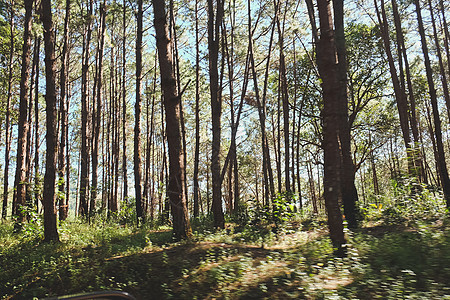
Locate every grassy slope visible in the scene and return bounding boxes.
[1,216,450,299]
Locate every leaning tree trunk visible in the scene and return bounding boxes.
[41,0,60,242]
[375,0,414,175]
[316,0,346,253]
[152,0,192,239]
[415,0,450,208]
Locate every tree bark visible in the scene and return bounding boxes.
[316,0,346,252]
[208,0,225,229]
[41,0,60,242]
[152,0,192,239]
[13,0,33,225]
[333,0,359,228]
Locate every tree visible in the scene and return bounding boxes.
[208,0,225,229]
[333,0,359,228]
[2,0,14,219]
[58,0,70,221]
[41,0,60,242]
[13,0,33,226]
[414,0,450,208]
[316,0,346,253]
[134,0,144,223]
[79,0,93,217]
[152,0,192,239]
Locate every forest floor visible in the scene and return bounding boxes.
[1,214,450,299]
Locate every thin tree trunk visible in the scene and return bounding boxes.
[2,0,15,219]
[415,0,450,207]
[135,0,144,223]
[59,0,70,221]
[375,0,414,174]
[122,0,128,203]
[276,0,291,194]
[429,0,450,121]
[41,0,60,242]
[193,0,201,218]
[80,0,93,217]
[91,1,106,216]
[392,0,424,182]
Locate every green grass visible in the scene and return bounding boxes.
[1,214,450,299]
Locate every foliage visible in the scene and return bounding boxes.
[361,175,447,225]
[1,206,450,299]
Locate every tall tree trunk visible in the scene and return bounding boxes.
[13,0,33,225]
[34,38,41,211]
[193,0,201,218]
[375,0,414,175]
[58,0,70,221]
[152,0,192,238]
[429,0,450,121]
[276,1,291,194]
[122,0,128,202]
[415,0,450,207]
[135,0,144,223]
[41,0,60,242]
[2,0,14,219]
[91,1,106,216]
[316,0,346,253]
[80,0,93,217]
[392,0,424,182]
[208,0,225,229]
[439,0,450,80]
[333,0,359,228]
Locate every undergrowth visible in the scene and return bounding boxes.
[1,187,450,299]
